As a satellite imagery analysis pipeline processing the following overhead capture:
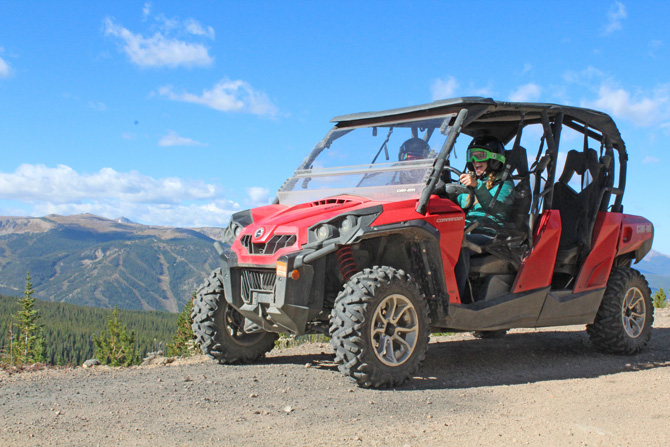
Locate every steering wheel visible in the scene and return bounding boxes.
[442,166,475,210]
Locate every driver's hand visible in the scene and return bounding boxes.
[460,173,478,188]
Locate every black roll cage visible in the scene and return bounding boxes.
[327,97,627,218]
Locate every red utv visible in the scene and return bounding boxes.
[192,97,654,388]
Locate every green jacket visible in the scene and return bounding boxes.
[457,177,515,230]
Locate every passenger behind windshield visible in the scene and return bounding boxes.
[455,136,515,301]
[398,137,430,161]
[393,137,431,184]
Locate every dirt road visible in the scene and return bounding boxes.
[2,309,669,446]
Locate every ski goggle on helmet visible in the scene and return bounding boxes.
[466,147,506,164]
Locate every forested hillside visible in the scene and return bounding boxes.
[0,214,223,312]
[0,295,178,365]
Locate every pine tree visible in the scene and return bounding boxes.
[653,288,667,308]
[166,293,199,357]
[11,272,46,365]
[93,306,140,366]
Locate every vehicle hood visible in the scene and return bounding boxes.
[231,195,379,264]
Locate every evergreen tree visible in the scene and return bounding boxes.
[11,272,46,365]
[1,295,178,366]
[166,293,199,357]
[653,288,667,308]
[93,306,140,366]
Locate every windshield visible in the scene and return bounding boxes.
[277,117,453,206]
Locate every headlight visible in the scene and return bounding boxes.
[315,224,331,241]
[234,225,242,237]
[340,215,357,232]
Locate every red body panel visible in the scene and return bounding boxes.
[573,212,622,293]
[512,210,561,293]
[250,204,288,222]
[232,188,655,304]
[372,196,465,303]
[616,214,654,257]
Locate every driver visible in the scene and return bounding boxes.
[455,135,515,301]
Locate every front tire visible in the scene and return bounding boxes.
[329,266,430,388]
[191,268,278,364]
[586,267,653,355]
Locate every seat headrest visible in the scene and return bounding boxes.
[558,148,601,184]
[504,146,529,176]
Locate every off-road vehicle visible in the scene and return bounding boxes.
[192,97,654,388]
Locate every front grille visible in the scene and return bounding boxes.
[240,269,276,304]
[240,234,296,255]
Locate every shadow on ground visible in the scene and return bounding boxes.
[253,326,670,391]
[404,326,670,390]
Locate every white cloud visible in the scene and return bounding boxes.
[603,2,627,34]
[184,18,215,39]
[643,156,660,164]
[0,164,246,227]
[431,77,459,100]
[472,85,494,97]
[430,76,495,99]
[648,40,663,57]
[509,83,542,102]
[583,84,670,127]
[565,67,670,130]
[563,66,605,85]
[159,130,206,147]
[32,200,239,228]
[246,187,270,205]
[142,2,151,20]
[103,17,213,68]
[88,101,107,111]
[158,79,279,116]
[0,49,11,78]
[0,164,218,204]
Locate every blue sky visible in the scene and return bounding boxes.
[1,1,670,252]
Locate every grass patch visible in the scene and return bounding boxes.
[275,333,330,349]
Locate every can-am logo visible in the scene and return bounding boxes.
[636,224,652,234]
[254,227,264,238]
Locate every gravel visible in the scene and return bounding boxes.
[1,309,669,446]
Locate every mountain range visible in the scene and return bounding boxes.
[0,214,223,312]
[635,249,670,294]
[0,213,668,313]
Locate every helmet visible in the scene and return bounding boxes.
[466,136,506,172]
[399,138,430,161]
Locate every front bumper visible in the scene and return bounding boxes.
[216,247,325,334]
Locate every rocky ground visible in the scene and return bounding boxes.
[1,309,669,447]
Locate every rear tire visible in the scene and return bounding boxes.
[191,268,278,364]
[329,266,430,388]
[586,267,653,355]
